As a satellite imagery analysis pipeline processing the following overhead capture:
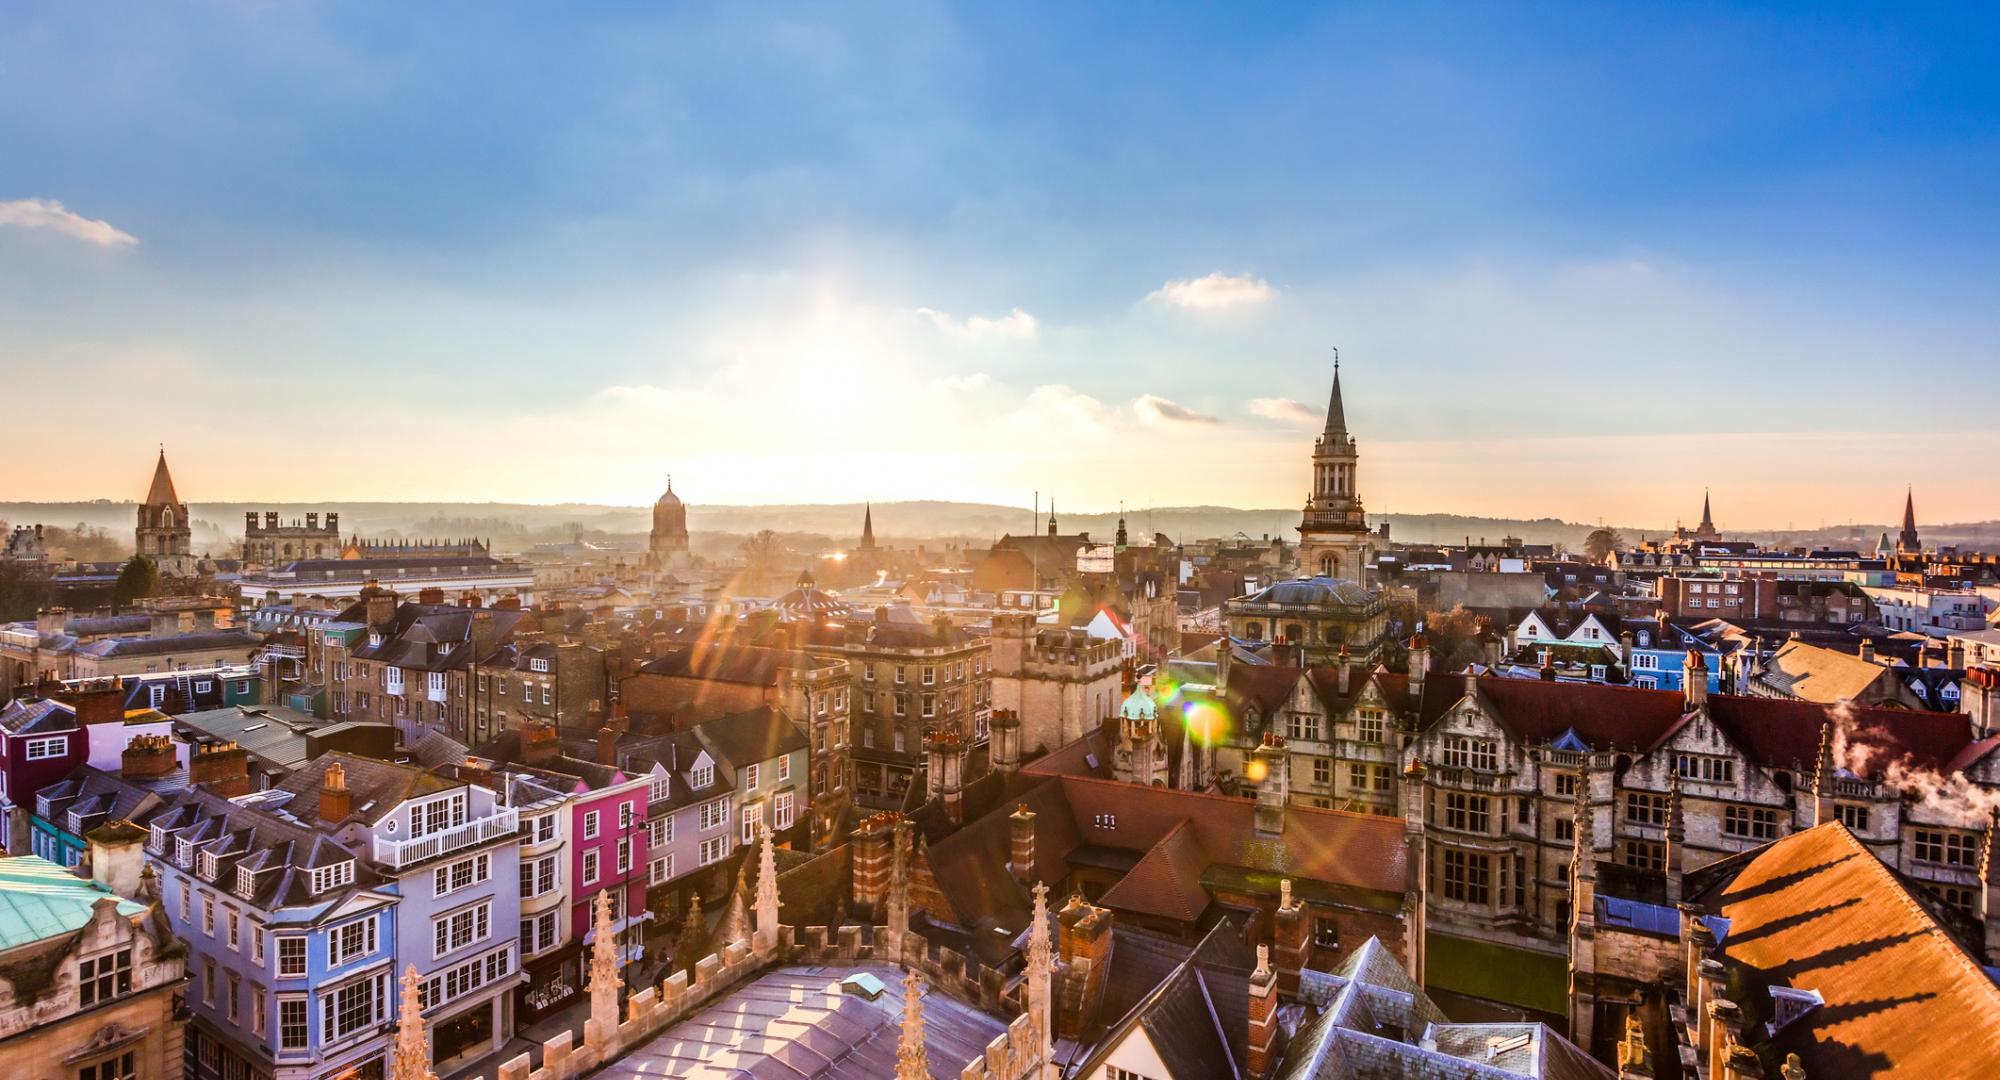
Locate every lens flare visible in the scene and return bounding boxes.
[1243,757,1269,783]
[1182,700,1232,747]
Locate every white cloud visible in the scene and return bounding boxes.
[0,198,138,247]
[1134,394,1219,426]
[1144,271,1274,311]
[1248,397,1318,426]
[917,305,1039,340]
[1023,383,1112,432]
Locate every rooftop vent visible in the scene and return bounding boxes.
[839,972,887,1000]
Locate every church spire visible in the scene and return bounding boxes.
[1115,501,1128,549]
[145,449,181,507]
[1899,487,1921,552]
[860,503,876,550]
[1700,488,1714,531]
[1323,350,1347,436]
[1047,500,1058,537]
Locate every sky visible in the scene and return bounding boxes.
[3,2,1998,529]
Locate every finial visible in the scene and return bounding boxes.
[1332,345,1340,373]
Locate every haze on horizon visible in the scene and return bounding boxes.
[4,3,1997,525]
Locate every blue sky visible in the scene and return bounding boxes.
[3,2,1997,526]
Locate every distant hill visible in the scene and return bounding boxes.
[4,500,1994,558]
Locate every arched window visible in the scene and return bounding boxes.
[1320,554,1338,577]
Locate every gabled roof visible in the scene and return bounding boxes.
[637,643,827,686]
[0,698,76,735]
[1755,639,1898,704]
[1689,822,2000,1076]
[689,705,808,769]
[1098,818,1212,923]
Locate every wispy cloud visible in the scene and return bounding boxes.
[0,198,138,247]
[917,306,1039,340]
[1024,383,1111,431]
[1248,397,1318,426]
[1144,271,1274,311]
[1134,394,1219,425]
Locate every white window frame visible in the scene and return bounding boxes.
[431,901,492,959]
[583,810,600,839]
[582,849,600,886]
[24,736,66,761]
[328,916,378,968]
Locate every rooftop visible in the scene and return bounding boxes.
[596,964,1007,1080]
[0,855,148,952]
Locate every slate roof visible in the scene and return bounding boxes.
[0,854,148,951]
[0,698,75,735]
[1238,577,1377,608]
[274,752,462,827]
[73,629,260,659]
[1754,639,1899,704]
[36,765,188,834]
[688,705,808,769]
[346,603,532,672]
[175,704,327,773]
[1690,822,2000,1077]
[146,786,384,912]
[637,644,828,686]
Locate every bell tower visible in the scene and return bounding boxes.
[136,449,194,578]
[1296,355,1374,583]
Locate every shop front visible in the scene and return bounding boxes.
[516,941,584,1026]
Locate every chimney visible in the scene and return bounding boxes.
[35,606,67,635]
[121,733,178,779]
[190,741,251,798]
[458,757,496,791]
[1948,637,1967,671]
[318,761,352,823]
[849,812,901,917]
[1008,804,1036,886]
[1246,945,1279,1077]
[1055,894,1114,1039]
[596,725,620,767]
[1979,810,2000,964]
[418,587,445,606]
[61,680,127,727]
[1684,649,1709,710]
[87,820,149,899]
[364,587,397,630]
[1253,733,1288,838]
[1336,645,1352,696]
[522,719,560,767]
[470,609,499,661]
[1272,878,1309,994]
[991,709,1022,776]
[1408,632,1429,699]
[925,730,967,825]
[1858,638,1876,665]
[1965,667,2000,737]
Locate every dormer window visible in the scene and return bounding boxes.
[235,866,256,899]
[691,765,714,789]
[311,861,356,895]
[199,851,220,879]
[176,836,196,869]
[149,824,167,854]
[530,658,550,673]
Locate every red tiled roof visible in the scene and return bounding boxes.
[1699,823,2000,1076]
[1058,775,1407,898]
[1703,694,1974,774]
[1098,818,1212,923]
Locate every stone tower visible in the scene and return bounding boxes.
[1296,360,1374,584]
[649,476,691,572]
[136,449,194,577]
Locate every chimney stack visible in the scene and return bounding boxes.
[1252,733,1289,838]
[521,719,560,766]
[990,709,1022,776]
[86,821,148,899]
[1684,649,1709,710]
[1008,804,1036,886]
[318,760,352,823]
[1055,894,1114,1039]
[190,740,250,798]
[122,733,178,779]
[1408,632,1429,699]
[596,725,620,767]
[1246,945,1279,1077]
[1858,638,1876,665]
[61,679,127,727]
[925,730,967,825]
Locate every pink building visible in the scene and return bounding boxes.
[563,770,651,969]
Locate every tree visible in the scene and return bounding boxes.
[113,554,158,609]
[739,529,784,573]
[1583,527,1624,564]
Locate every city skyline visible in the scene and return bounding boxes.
[5,3,1999,520]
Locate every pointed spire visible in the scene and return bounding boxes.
[1899,487,1921,552]
[1812,718,1837,826]
[860,502,876,550]
[1047,499,1058,537]
[753,823,781,952]
[896,971,929,1079]
[720,861,749,944]
[1572,764,1595,883]
[145,449,181,507]
[391,965,436,1080]
[1700,488,1714,530]
[1025,881,1054,1063]
[1115,500,1129,549]
[1323,348,1347,436]
[587,889,620,1025]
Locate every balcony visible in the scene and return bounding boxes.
[374,807,519,869]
